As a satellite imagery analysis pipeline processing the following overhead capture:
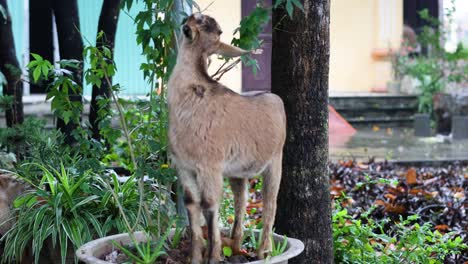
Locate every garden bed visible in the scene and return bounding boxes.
[330,160,467,262]
[237,160,467,262]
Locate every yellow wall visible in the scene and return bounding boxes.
[196,0,242,93]
[197,0,403,93]
[330,0,403,92]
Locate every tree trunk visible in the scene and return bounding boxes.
[0,0,24,127]
[271,1,333,263]
[52,0,84,144]
[29,0,54,94]
[89,0,121,141]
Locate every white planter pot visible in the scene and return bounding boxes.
[76,229,304,264]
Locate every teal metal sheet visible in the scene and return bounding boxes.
[78,0,149,95]
[3,1,149,95]
[1,0,23,94]
[6,0,23,66]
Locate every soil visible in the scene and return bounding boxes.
[102,234,259,264]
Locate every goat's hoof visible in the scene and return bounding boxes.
[191,258,202,264]
[257,248,272,260]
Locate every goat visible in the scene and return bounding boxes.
[0,174,25,236]
[167,13,286,263]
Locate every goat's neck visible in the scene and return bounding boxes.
[174,47,210,79]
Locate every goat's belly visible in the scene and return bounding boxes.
[222,160,269,178]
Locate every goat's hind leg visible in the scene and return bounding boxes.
[229,178,248,253]
[258,154,282,259]
[179,169,204,264]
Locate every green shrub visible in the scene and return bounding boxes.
[333,203,466,264]
[0,163,161,264]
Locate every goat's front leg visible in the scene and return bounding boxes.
[229,178,248,253]
[200,172,223,264]
[258,154,282,259]
[179,169,204,264]
[185,191,204,264]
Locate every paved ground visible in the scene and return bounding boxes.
[4,96,468,163]
[330,127,468,162]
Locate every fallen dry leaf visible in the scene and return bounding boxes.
[372,125,380,132]
[384,193,397,201]
[454,192,465,200]
[384,204,406,214]
[331,186,345,197]
[423,177,439,186]
[406,168,417,185]
[435,224,450,232]
[357,163,369,170]
[409,189,424,195]
[375,200,386,206]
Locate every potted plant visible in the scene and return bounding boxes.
[403,9,468,136]
[413,112,432,137]
[387,43,411,94]
[76,229,304,264]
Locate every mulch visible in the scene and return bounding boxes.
[241,159,467,261]
[329,159,467,262]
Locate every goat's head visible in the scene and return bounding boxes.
[182,13,249,57]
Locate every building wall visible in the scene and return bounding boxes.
[330,0,403,93]
[199,0,403,93]
[197,0,242,93]
[5,0,403,95]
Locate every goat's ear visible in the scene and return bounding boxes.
[216,42,249,57]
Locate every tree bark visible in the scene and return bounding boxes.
[29,0,54,94]
[0,0,24,127]
[89,0,121,141]
[271,1,333,263]
[52,0,84,144]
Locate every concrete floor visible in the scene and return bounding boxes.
[330,127,468,162]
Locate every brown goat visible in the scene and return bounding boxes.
[168,13,286,263]
[0,174,25,236]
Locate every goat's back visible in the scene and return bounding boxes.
[169,85,286,174]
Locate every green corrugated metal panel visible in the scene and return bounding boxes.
[78,0,149,95]
[113,3,149,95]
[1,0,23,94]
[6,0,23,66]
[3,1,149,95]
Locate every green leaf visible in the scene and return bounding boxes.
[62,111,73,124]
[33,66,42,82]
[274,0,284,8]
[41,64,49,79]
[291,0,304,11]
[31,53,43,61]
[223,246,233,257]
[71,195,99,211]
[27,60,39,68]
[83,212,104,237]
[286,0,294,18]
